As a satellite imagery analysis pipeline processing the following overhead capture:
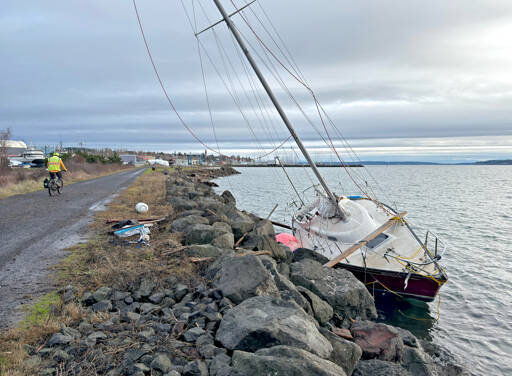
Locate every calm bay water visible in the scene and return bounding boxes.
[214,166,512,375]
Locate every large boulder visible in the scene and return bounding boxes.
[320,327,362,376]
[297,286,333,324]
[292,248,330,264]
[211,255,280,304]
[216,296,333,359]
[171,215,209,233]
[353,359,411,376]
[185,244,232,259]
[350,320,404,362]
[252,219,275,237]
[185,224,219,245]
[290,259,377,321]
[241,234,287,261]
[225,207,255,239]
[401,346,437,376]
[169,197,198,211]
[232,346,346,376]
[259,256,310,312]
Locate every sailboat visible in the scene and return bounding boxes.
[135,0,448,302]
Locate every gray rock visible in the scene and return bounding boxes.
[292,248,330,264]
[132,363,150,373]
[112,291,130,301]
[92,299,112,312]
[186,244,232,259]
[39,368,57,376]
[171,215,209,233]
[174,284,189,302]
[241,234,286,261]
[87,331,107,343]
[209,353,232,376]
[92,286,112,302]
[220,190,236,205]
[47,333,73,346]
[140,302,159,314]
[151,354,172,373]
[212,233,235,249]
[165,371,181,376]
[216,296,332,359]
[196,197,224,212]
[353,359,411,376]
[396,327,419,348]
[23,355,41,369]
[185,223,219,245]
[170,197,198,211]
[320,327,362,376]
[138,328,155,341]
[149,292,165,304]
[183,360,208,376]
[136,279,155,298]
[182,327,206,342]
[78,321,93,333]
[290,259,377,321]
[297,286,333,324]
[61,326,81,339]
[212,255,280,304]
[124,311,141,322]
[252,219,276,237]
[259,256,310,311]
[212,221,232,234]
[81,291,95,306]
[401,346,437,376]
[232,346,347,376]
[351,320,404,362]
[225,207,255,239]
[53,349,70,362]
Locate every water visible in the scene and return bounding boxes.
[214,166,512,375]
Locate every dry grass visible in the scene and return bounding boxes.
[0,160,134,199]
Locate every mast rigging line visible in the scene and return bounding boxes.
[132,0,289,160]
[230,0,382,199]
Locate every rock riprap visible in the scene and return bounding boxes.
[231,346,347,376]
[216,295,333,359]
[290,258,378,322]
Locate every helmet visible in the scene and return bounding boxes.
[53,152,60,157]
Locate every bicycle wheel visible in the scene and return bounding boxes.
[48,182,54,196]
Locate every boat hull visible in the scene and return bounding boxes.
[336,263,446,302]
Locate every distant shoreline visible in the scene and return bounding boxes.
[232,159,512,167]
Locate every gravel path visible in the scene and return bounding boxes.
[0,168,145,328]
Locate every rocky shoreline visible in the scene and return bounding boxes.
[25,166,469,376]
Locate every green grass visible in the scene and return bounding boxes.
[21,292,61,327]
[143,166,174,175]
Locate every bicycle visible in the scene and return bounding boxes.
[48,176,64,196]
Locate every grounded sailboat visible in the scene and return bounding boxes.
[208,0,448,302]
[134,0,448,302]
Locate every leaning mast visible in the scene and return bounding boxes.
[211,0,346,219]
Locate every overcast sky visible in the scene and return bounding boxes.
[1,0,511,161]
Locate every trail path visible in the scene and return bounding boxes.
[0,168,145,328]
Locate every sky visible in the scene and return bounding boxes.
[1,0,511,162]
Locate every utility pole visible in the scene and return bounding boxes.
[211,0,345,218]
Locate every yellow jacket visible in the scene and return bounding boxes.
[47,156,67,172]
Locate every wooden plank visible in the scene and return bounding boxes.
[324,212,407,268]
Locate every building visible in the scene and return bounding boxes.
[3,140,27,156]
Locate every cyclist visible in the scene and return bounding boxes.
[47,152,67,182]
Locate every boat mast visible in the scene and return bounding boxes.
[211,0,346,218]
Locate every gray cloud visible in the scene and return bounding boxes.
[1,0,512,161]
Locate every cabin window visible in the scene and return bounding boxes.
[367,233,389,249]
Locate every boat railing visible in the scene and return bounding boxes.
[424,230,447,260]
